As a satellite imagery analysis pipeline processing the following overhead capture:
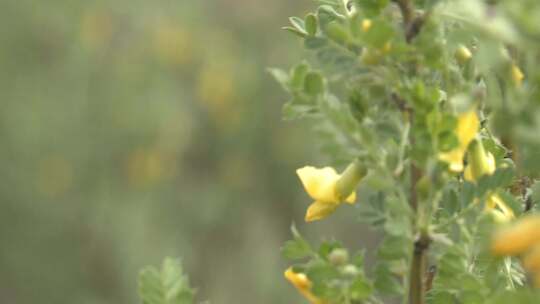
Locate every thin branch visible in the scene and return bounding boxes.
[392,0,430,43]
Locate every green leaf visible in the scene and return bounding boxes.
[282,26,307,38]
[304,71,325,96]
[496,191,523,217]
[349,276,373,300]
[325,21,349,44]
[353,0,389,17]
[363,19,394,48]
[289,16,307,34]
[267,68,290,91]
[305,14,318,36]
[281,224,313,260]
[304,37,328,49]
[138,257,194,304]
[373,262,403,295]
[289,62,310,89]
[476,167,515,198]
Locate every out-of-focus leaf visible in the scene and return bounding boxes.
[138,258,194,304]
[281,224,313,259]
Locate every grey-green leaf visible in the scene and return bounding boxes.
[138,257,194,304]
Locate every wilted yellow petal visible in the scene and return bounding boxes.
[305,201,338,222]
[492,215,540,256]
[297,166,341,203]
[284,268,326,304]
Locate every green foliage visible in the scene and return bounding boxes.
[277,0,540,303]
[138,258,195,304]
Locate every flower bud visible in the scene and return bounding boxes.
[329,248,349,266]
[511,64,524,87]
[466,139,495,182]
[342,264,359,278]
[455,45,472,65]
[362,19,372,32]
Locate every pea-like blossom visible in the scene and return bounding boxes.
[284,268,326,304]
[438,110,479,172]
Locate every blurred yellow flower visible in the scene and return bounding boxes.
[511,64,524,87]
[362,19,372,32]
[492,215,540,256]
[455,45,472,64]
[438,110,479,172]
[492,215,540,287]
[126,147,173,187]
[153,23,194,67]
[80,9,113,51]
[464,140,514,222]
[284,268,326,304]
[297,162,364,222]
[196,62,240,131]
[523,244,540,273]
[36,156,73,198]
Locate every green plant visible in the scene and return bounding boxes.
[138,258,195,304]
[272,0,540,303]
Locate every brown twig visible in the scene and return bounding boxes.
[392,0,429,43]
[424,265,437,293]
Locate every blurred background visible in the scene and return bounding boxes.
[0,1,375,303]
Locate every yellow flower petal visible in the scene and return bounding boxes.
[439,149,465,172]
[487,194,514,219]
[464,151,495,182]
[284,268,325,304]
[490,209,512,223]
[344,191,356,204]
[305,201,338,222]
[362,19,372,32]
[297,166,341,204]
[439,109,480,172]
[492,215,540,256]
[456,110,479,149]
[512,64,524,87]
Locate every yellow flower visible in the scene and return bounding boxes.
[284,268,326,304]
[455,45,472,64]
[438,110,479,172]
[523,244,540,273]
[486,195,514,223]
[463,148,495,182]
[511,64,524,87]
[297,162,365,222]
[492,215,540,256]
[464,140,514,222]
[362,19,372,32]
